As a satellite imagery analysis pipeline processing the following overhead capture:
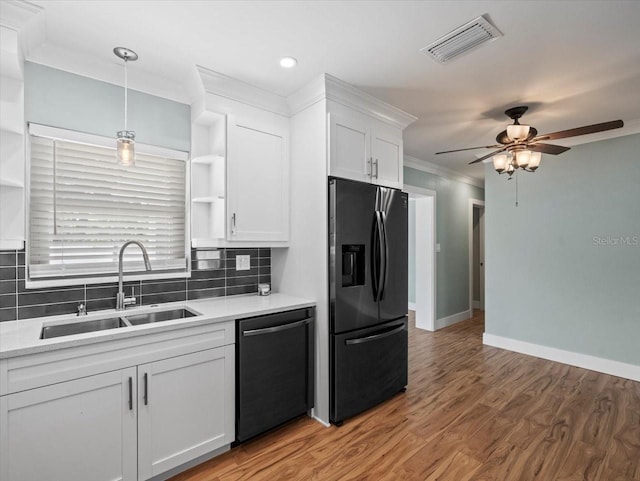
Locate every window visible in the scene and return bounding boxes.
[27,124,189,286]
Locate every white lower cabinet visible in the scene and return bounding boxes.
[137,346,234,480]
[0,368,138,481]
[0,343,235,481]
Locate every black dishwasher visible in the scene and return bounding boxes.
[236,307,315,442]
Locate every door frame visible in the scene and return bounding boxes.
[404,184,436,331]
[468,199,485,315]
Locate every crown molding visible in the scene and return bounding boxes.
[404,155,484,188]
[0,0,42,30]
[288,73,417,130]
[192,65,289,117]
[287,74,327,116]
[0,0,44,78]
[324,74,417,130]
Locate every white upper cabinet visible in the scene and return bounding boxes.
[329,113,371,183]
[328,110,405,189]
[189,67,291,247]
[227,115,289,242]
[371,126,403,189]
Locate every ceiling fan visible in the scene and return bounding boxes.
[436,106,624,175]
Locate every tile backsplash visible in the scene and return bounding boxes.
[0,248,271,322]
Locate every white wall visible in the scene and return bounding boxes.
[271,99,329,424]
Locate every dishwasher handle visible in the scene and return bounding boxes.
[242,317,312,337]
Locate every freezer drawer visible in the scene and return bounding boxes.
[331,317,408,424]
[236,308,315,442]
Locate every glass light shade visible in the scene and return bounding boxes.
[528,151,542,171]
[515,150,531,168]
[505,163,515,175]
[507,124,531,142]
[117,131,135,166]
[492,153,508,173]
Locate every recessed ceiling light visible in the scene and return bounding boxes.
[279,56,298,68]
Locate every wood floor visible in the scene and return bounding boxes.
[171,311,640,481]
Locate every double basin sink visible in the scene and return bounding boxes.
[41,308,199,340]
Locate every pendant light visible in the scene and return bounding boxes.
[114,47,138,166]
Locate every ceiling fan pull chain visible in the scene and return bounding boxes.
[515,169,519,207]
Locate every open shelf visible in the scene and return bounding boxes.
[192,196,224,203]
[192,154,225,165]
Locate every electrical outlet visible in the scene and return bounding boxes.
[236,255,250,271]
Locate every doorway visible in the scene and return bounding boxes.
[469,200,485,313]
[405,185,436,331]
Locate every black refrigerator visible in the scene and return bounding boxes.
[329,177,408,425]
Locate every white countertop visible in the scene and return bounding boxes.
[0,293,315,359]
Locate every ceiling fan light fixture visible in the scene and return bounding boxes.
[492,153,508,173]
[515,149,531,169]
[507,123,530,142]
[528,151,542,171]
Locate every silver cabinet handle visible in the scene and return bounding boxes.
[231,213,236,235]
[367,157,372,178]
[143,372,148,406]
[345,323,404,345]
[242,317,312,336]
[374,158,379,179]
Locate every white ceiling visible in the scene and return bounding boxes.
[27,0,640,180]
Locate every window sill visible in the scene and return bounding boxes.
[25,271,192,290]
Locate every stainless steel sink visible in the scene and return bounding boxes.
[40,307,200,339]
[123,308,198,326]
[41,317,128,339]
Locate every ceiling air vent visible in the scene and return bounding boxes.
[421,15,502,64]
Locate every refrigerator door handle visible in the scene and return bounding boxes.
[373,211,385,301]
[378,211,388,300]
[344,323,405,345]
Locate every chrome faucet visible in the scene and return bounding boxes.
[116,240,152,311]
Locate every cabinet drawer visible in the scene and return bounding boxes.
[2,321,234,395]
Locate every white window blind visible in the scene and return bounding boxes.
[28,124,189,282]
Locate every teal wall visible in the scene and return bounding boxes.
[485,134,640,365]
[404,167,485,319]
[24,62,190,151]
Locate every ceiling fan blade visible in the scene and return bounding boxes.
[468,147,507,165]
[436,144,502,155]
[528,143,571,155]
[534,120,623,142]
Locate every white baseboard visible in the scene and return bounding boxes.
[472,300,480,309]
[408,302,416,311]
[434,309,473,330]
[483,333,640,382]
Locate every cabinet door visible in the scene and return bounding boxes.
[371,128,403,189]
[227,115,289,242]
[329,113,372,183]
[0,368,137,481]
[137,346,235,480]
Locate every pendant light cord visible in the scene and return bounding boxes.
[515,168,519,207]
[124,54,128,131]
